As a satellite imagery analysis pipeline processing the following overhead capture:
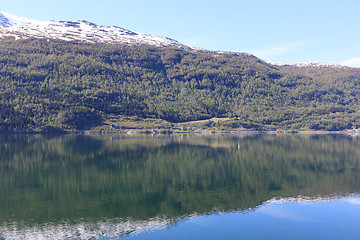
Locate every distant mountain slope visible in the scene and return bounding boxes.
[267,61,348,69]
[268,61,359,81]
[0,13,359,132]
[269,61,360,99]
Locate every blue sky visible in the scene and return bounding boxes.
[2,0,360,67]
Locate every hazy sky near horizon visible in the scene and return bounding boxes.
[2,0,360,67]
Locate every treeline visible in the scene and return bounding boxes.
[0,37,359,132]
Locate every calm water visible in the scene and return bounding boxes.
[0,134,360,239]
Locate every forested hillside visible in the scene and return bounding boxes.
[0,38,359,132]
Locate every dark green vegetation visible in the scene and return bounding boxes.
[0,38,359,132]
[0,134,359,223]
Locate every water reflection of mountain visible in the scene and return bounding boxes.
[0,134,360,225]
[0,217,174,240]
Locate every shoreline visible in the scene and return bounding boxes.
[1,128,360,136]
[86,129,360,136]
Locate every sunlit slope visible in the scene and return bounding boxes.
[0,38,359,132]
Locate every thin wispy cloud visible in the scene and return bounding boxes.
[341,58,360,68]
[251,40,310,58]
[258,203,309,222]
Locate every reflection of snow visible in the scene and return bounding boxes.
[266,194,360,206]
[266,196,333,204]
[0,217,171,240]
[346,194,360,205]
[258,194,360,223]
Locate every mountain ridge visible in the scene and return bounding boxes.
[0,12,355,69]
[0,11,39,28]
[0,12,189,48]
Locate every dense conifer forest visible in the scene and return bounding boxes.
[0,38,359,132]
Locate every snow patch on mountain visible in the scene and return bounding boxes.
[0,11,39,28]
[266,60,350,69]
[0,12,188,48]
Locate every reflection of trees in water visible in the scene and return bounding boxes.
[0,134,359,224]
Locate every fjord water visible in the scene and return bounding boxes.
[0,134,360,239]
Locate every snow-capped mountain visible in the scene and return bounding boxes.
[0,12,39,28]
[0,12,185,47]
